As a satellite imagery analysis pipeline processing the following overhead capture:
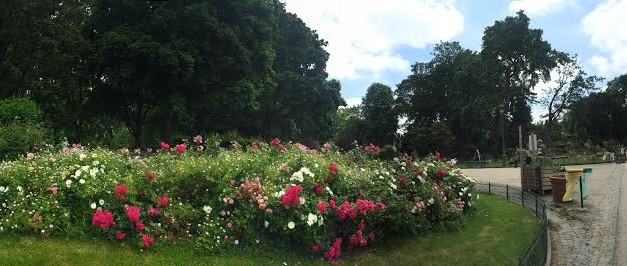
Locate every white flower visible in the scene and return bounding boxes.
[203,206,213,214]
[318,216,324,226]
[287,221,295,229]
[278,191,285,198]
[389,182,397,190]
[16,186,23,192]
[264,221,269,228]
[75,170,82,177]
[468,201,473,207]
[290,171,304,183]
[65,179,72,187]
[300,198,305,205]
[90,203,97,209]
[325,186,334,196]
[428,198,435,205]
[92,160,100,166]
[468,193,472,197]
[90,168,98,178]
[99,199,105,205]
[0,186,5,193]
[79,153,86,160]
[79,179,86,184]
[234,240,239,245]
[306,213,317,226]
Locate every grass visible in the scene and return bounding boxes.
[0,194,539,266]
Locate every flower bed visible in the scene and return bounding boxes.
[0,138,476,262]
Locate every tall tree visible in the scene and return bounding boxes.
[481,11,557,132]
[540,53,602,137]
[362,83,397,146]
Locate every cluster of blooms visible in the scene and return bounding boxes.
[348,220,375,252]
[290,167,314,183]
[453,197,465,213]
[236,178,268,210]
[91,209,114,230]
[280,185,303,207]
[324,237,343,262]
[411,200,426,214]
[361,143,381,154]
[269,138,286,152]
[330,198,384,221]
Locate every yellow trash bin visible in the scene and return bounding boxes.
[563,169,583,202]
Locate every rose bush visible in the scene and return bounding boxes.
[0,137,476,262]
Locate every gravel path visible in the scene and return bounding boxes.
[462,163,625,265]
[615,163,627,265]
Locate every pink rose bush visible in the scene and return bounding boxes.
[0,137,476,261]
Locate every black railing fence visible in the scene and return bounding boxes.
[476,182,548,266]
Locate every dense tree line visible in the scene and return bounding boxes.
[0,0,344,147]
[1,3,623,158]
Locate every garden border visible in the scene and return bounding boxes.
[476,182,549,266]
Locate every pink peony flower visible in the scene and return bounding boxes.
[91,209,115,230]
[160,142,170,150]
[141,234,154,248]
[125,205,140,222]
[175,144,186,153]
[317,202,327,214]
[157,195,169,207]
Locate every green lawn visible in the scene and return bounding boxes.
[0,194,539,266]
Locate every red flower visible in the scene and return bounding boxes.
[125,205,140,222]
[437,168,446,177]
[324,238,343,262]
[405,155,413,165]
[376,202,386,210]
[135,221,145,232]
[160,142,170,150]
[157,195,169,207]
[114,184,128,201]
[141,234,154,248]
[356,199,377,214]
[311,242,322,253]
[312,182,324,195]
[148,206,161,217]
[317,202,327,214]
[46,183,58,195]
[116,230,126,240]
[91,209,115,230]
[146,171,157,180]
[280,185,303,207]
[336,201,357,221]
[435,151,441,162]
[329,198,336,209]
[175,144,186,153]
[328,162,338,176]
[398,174,407,187]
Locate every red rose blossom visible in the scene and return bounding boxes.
[116,230,126,240]
[146,171,157,180]
[114,184,128,201]
[317,202,327,214]
[148,206,161,217]
[160,142,170,150]
[91,209,114,230]
[141,234,154,248]
[280,185,303,207]
[135,221,145,232]
[157,195,169,207]
[125,205,140,222]
[328,162,338,176]
[175,144,186,153]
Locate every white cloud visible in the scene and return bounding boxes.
[284,0,464,79]
[582,0,627,76]
[508,0,572,16]
[343,97,362,108]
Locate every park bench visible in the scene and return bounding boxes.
[465,161,486,168]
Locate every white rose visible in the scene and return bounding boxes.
[79,179,86,184]
[264,221,269,228]
[65,180,72,188]
[203,206,213,214]
[99,199,105,205]
[90,203,96,209]
[75,170,82,177]
[318,216,324,226]
[287,221,295,229]
[306,213,317,226]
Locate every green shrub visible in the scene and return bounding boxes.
[378,145,397,160]
[0,122,50,160]
[0,97,43,124]
[0,139,476,262]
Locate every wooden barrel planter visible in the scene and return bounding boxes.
[521,164,554,195]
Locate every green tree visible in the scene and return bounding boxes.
[362,83,397,146]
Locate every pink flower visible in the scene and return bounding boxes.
[435,151,441,162]
[26,153,34,159]
[317,202,327,214]
[193,135,203,144]
[114,184,128,201]
[227,223,233,228]
[437,168,446,178]
[160,142,170,150]
[135,221,145,232]
[175,144,186,153]
[116,230,126,240]
[148,206,161,217]
[91,209,115,230]
[141,234,154,248]
[280,185,303,207]
[329,162,338,176]
[146,171,157,180]
[125,205,140,222]
[157,195,169,207]
[46,183,58,195]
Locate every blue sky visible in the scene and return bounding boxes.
[284,0,627,122]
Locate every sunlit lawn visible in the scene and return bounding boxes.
[0,194,538,266]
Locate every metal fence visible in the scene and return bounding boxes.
[476,182,548,266]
